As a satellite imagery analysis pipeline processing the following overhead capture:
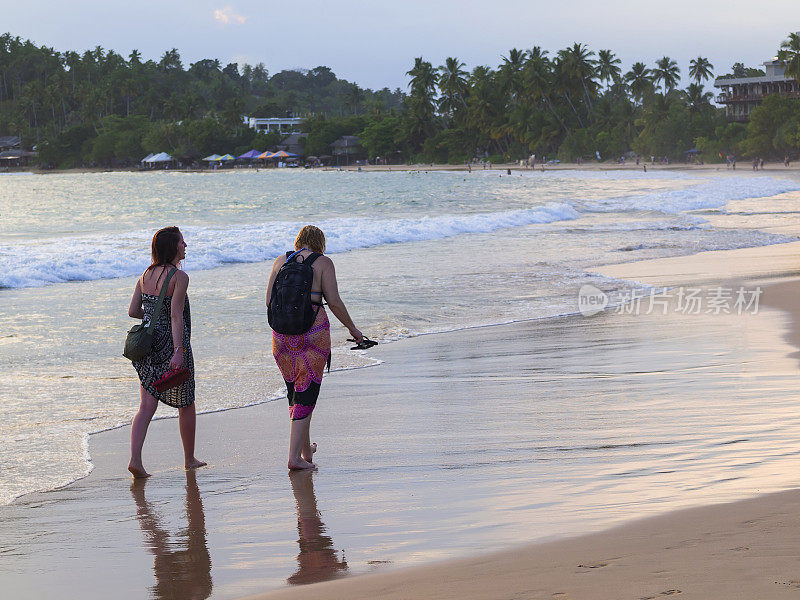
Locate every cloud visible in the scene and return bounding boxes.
[214,6,247,25]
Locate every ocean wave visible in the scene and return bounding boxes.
[0,203,579,288]
[582,176,800,213]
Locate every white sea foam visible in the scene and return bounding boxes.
[583,176,800,213]
[0,203,579,288]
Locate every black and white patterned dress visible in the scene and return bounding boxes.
[132,293,195,408]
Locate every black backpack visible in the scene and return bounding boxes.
[268,250,322,335]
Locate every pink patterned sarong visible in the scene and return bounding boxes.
[272,307,331,420]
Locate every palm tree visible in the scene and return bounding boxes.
[344,83,364,114]
[405,57,437,150]
[499,48,527,97]
[158,48,182,72]
[597,49,621,88]
[558,42,597,109]
[684,83,713,115]
[653,56,680,93]
[638,93,673,143]
[222,96,243,134]
[407,57,437,97]
[437,57,468,122]
[553,55,586,128]
[521,47,567,132]
[625,62,653,104]
[688,56,714,84]
[778,32,800,82]
[465,65,499,151]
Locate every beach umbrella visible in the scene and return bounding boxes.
[202,154,222,161]
[238,149,262,160]
[271,150,297,159]
[141,153,155,163]
[257,151,274,159]
[218,154,236,161]
[151,152,174,162]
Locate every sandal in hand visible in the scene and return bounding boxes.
[347,336,378,350]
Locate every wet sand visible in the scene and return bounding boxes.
[3,253,800,598]
[243,247,800,600]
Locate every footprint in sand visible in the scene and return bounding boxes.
[640,590,681,599]
[577,558,620,570]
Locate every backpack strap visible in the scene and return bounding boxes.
[285,249,322,266]
[286,247,310,263]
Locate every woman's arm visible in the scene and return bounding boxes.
[169,271,189,370]
[320,258,363,342]
[128,278,144,319]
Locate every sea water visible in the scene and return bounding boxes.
[1,168,799,505]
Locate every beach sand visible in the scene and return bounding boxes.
[248,486,800,600]
[13,160,800,176]
[239,244,800,600]
[3,238,800,599]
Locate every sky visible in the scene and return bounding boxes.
[4,0,800,91]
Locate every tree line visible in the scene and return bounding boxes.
[1,32,800,167]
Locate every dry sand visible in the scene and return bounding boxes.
[13,161,800,175]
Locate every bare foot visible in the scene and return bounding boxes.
[302,442,317,463]
[185,458,207,470]
[287,457,315,470]
[128,462,151,479]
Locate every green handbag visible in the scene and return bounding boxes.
[123,267,177,362]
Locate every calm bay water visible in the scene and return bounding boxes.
[1,168,800,506]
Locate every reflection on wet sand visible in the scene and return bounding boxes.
[287,470,349,585]
[130,471,212,600]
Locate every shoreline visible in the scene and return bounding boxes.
[247,484,800,600]
[6,238,796,508]
[242,246,800,600]
[4,173,800,598]
[5,161,800,175]
[3,242,800,599]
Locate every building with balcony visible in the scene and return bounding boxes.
[714,59,800,122]
[244,116,305,135]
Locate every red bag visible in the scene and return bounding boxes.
[153,367,191,393]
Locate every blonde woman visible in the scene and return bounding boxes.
[266,226,363,469]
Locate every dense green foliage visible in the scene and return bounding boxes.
[2,32,800,167]
[0,33,402,166]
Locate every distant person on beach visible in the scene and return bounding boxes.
[266,226,364,470]
[127,226,206,478]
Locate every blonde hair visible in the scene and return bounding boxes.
[294,225,326,253]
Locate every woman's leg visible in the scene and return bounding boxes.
[301,418,316,463]
[129,387,159,478]
[288,416,315,470]
[178,403,206,470]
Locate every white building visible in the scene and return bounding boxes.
[244,116,304,135]
[714,59,800,122]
